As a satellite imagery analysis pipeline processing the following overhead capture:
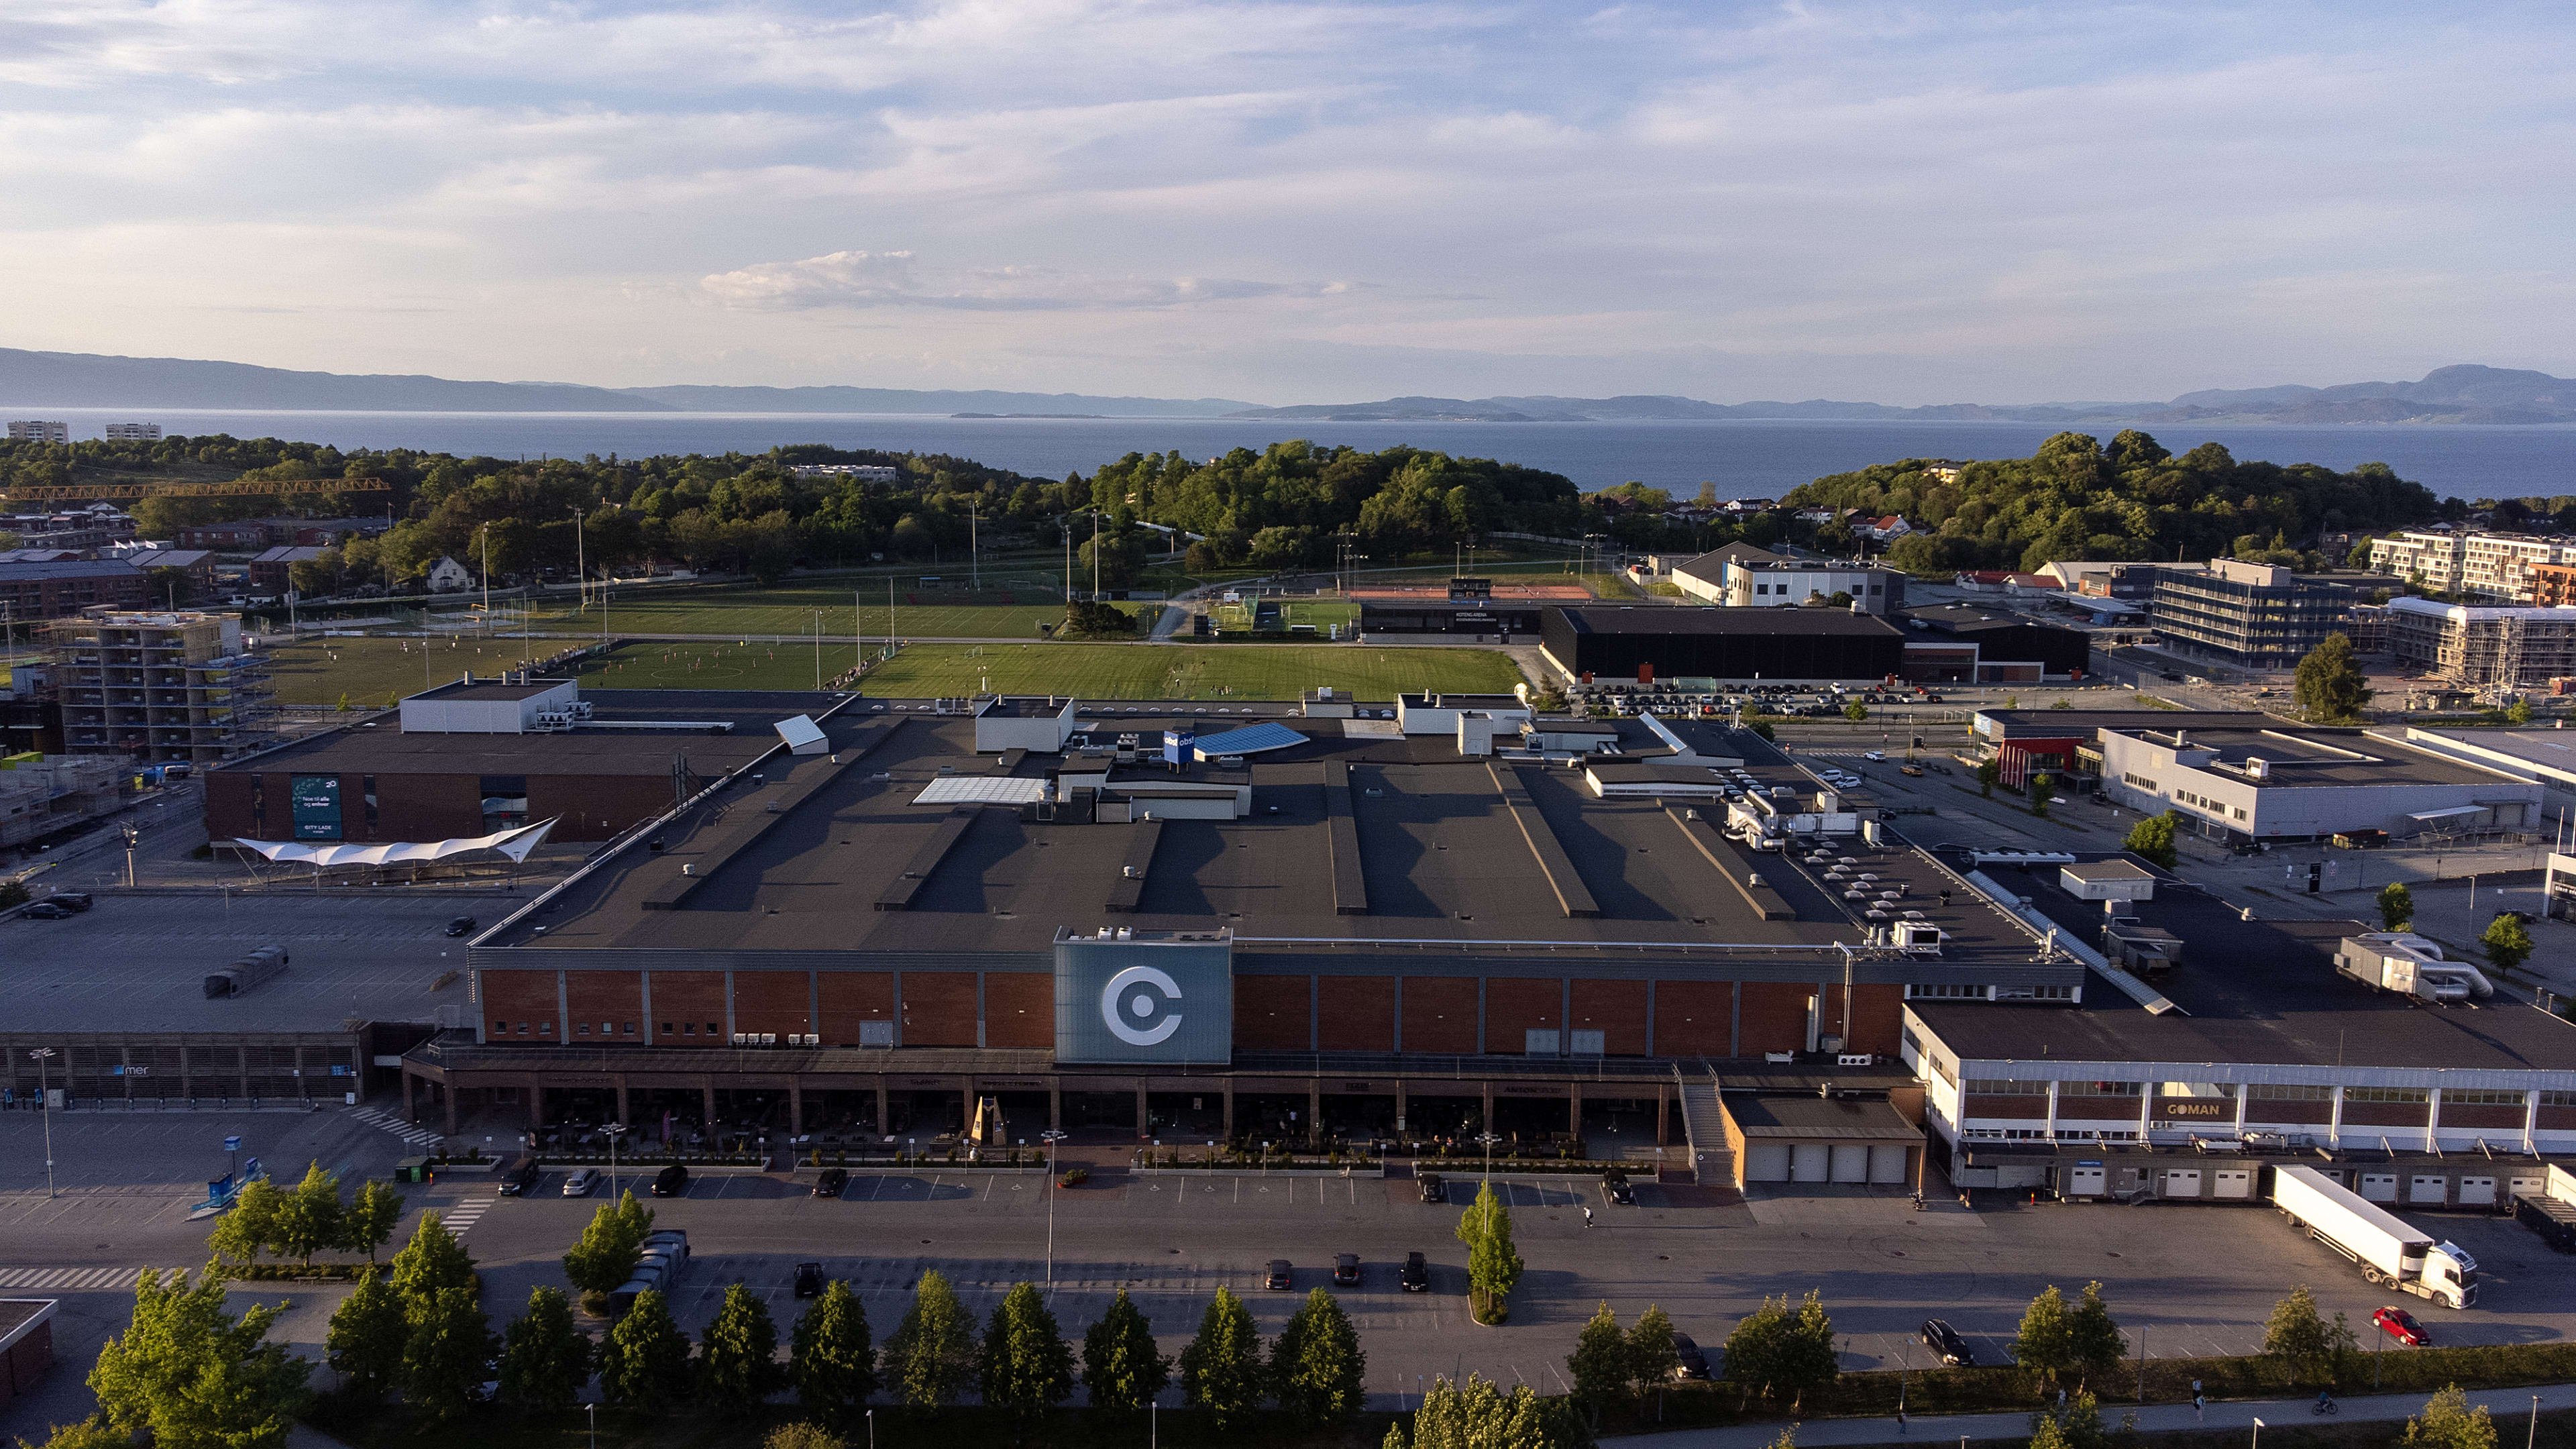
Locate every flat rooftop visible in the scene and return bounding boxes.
[1972,708,2279,739]
[1913,854,2576,1075]
[2405,727,2576,779]
[1352,584,1591,600]
[484,706,2038,966]
[212,690,833,777]
[1551,606,1904,639]
[2104,725,2516,790]
[410,678,568,702]
[1725,1093,1920,1140]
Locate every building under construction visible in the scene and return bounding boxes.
[2386,597,2576,688]
[44,611,275,764]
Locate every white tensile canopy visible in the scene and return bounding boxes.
[231,818,557,868]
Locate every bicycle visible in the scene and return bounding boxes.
[2314,1397,2340,1416]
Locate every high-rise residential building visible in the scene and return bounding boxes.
[2365,528,2576,601]
[103,423,161,441]
[2385,597,2576,688]
[6,420,69,443]
[2151,557,2372,669]
[45,610,274,764]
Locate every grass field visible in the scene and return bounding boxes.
[264,635,583,706]
[568,639,1523,700]
[529,575,1155,640]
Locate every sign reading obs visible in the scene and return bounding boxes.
[1055,928,1233,1064]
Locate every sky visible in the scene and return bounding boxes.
[3,1,2571,406]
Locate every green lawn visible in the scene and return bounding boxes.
[533,576,1152,640]
[819,641,1523,700]
[264,635,581,706]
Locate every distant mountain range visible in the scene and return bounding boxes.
[3,348,2570,425]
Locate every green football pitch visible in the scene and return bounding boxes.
[531,574,1146,641]
[575,640,1525,700]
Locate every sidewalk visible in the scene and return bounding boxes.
[1621,1381,2576,1448]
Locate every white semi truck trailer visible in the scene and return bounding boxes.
[2272,1165,2479,1308]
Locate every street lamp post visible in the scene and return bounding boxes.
[602,1122,628,1199]
[1041,1129,1067,1284]
[30,1049,56,1198]
[2251,1417,2265,1449]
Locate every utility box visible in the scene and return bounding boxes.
[391,1157,435,1184]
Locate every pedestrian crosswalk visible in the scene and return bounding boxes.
[0,1265,180,1292]
[348,1105,445,1148]
[439,1193,495,1238]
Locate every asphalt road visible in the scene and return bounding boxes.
[7,1109,2575,1435]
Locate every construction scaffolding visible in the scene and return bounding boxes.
[44,611,277,764]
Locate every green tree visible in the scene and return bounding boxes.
[2377,881,2416,932]
[2404,1385,2498,1449]
[341,1181,405,1263]
[89,1269,312,1449]
[401,1286,494,1422]
[2482,912,2535,973]
[1269,1287,1366,1426]
[1778,1289,1837,1411]
[2123,811,2180,869]
[274,1161,344,1267]
[2029,774,2056,818]
[13,1419,132,1449]
[388,1212,474,1299]
[2294,632,2374,721]
[1079,1287,1169,1412]
[498,1287,592,1414]
[325,1273,407,1403]
[1843,700,1868,722]
[2261,1285,2347,1383]
[763,1427,845,1449]
[883,1269,978,1408]
[2030,1391,2111,1449]
[2066,1282,2126,1387]
[1177,1286,1265,1430]
[1454,1179,1524,1322]
[1627,1303,1681,1399]
[1393,1373,1589,1449]
[790,1280,877,1432]
[2012,1285,2076,1385]
[206,1177,284,1267]
[2507,697,2534,725]
[601,1289,692,1410]
[563,1192,653,1297]
[978,1281,1075,1428]
[1566,1301,1632,1421]
[1976,758,2000,797]
[699,1282,788,1418]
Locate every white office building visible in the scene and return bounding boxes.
[7,421,68,443]
[2095,722,2539,844]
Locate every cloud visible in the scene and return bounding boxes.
[700,249,1352,311]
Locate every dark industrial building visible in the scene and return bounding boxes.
[1354,578,1587,638]
[1898,604,2095,683]
[1540,606,1908,683]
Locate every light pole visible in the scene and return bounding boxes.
[31,1049,58,1197]
[602,1122,628,1199]
[1476,1130,1499,1185]
[586,1401,596,1449]
[2251,1417,2265,1449]
[1041,1129,1067,1284]
[2529,1395,2540,1449]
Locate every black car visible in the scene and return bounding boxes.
[1419,1173,1446,1205]
[497,1157,541,1195]
[1399,1252,1430,1293]
[44,892,93,912]
[1921,1318,1974,1366]
[1603,1171,1636,1206]
[812,1167,849,1198]
[1265,1259,1293,1290]
[651,1163,688,1197]
[19,902,75,920]
[444,916,477,937]
[1333,1253,1360,1286]
[794,1262,825,1299]
[1671,1332,1713,1381]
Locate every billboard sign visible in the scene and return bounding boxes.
[1053,928,1234,1064]
[290,774,343,840]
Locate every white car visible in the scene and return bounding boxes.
[1864,751,1886,761]
[561,1167,601,1197]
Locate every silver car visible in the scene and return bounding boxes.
[561,1167,600,1197]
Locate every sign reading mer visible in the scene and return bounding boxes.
[1053,928,1234,1064]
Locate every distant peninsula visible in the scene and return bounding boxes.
[1,348,2569,425]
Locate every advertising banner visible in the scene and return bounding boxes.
[290,774,343,841]
[1053,929,1234,1065]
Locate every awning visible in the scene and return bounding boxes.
[232,818,556,868]
[2408,806,2486,823]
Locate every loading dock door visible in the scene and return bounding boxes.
[1790,1144,1831,1183]
[2510,1175,2545,1203]
[2360,1173,2399,1202]
[1829,1145,1870,1183]
[2161,1168,2202,1198]
[2457,1176,2496,1207]
[1868,1146,1910,1184]
[1745,1144,1792,1182]
[2213,1168,2253,1199]
[2410,1175,2449,1205]
[2068,1165,2106,1197]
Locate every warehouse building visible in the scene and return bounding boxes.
[1540,606,1908,684]
[2095,721,2538,845]
[1967,707,2279,790]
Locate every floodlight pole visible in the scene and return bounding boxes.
[1042,1128,1067,1284]
[32,1049,58,1197]
[602,1122,627,1199]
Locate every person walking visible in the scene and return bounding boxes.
[1583,1205,1595,1228]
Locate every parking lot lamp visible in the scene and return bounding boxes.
[31,1049,56,1198]
[2251,1417,2265,1449]
[1476,1130,1499,1183]
[1041,1129,1068,1284]
[586,1401,595,1449]
[602,1122,627,1198]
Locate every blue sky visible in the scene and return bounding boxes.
[3,1,2569,403]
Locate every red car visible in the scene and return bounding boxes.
[2373,1307,2429,1346]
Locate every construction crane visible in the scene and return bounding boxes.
[0,476,392,503]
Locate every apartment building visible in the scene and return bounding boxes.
[2385,596,2576,688]
[6,421,69,443]
[102,423,162,441]
[2151,558,2371,669]
[46,611,275,764]
[2528,563,2576,606]
[2367,530,2468,592]
[2365,529,2576,602]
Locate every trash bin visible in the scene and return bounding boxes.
[392,1156,434,1184]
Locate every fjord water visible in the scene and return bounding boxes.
[33,409,2576,500]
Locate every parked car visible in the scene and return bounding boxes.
[43,892,93,912]
[794,1262,826,1299]
[1602,1171,1635,1205]
[2373,1306,2429,1346]
[19,902,76,920]
[651,1163,688,1197]
[1399,1252,1430,1293]
[1671,1332,1713,1381]
[444,916,477,937]
[1419,1173,1446,1204]
[498,1157,542,1195]
[1265,1259,1293,1290]
[1334,1253,1360,1286]
[560,1167,600,1197]
[812,1167,849,1198]
[1900,764,1925,777]
[1921,1318,1974,1366]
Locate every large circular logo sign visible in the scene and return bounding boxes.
[1100,965,1185,1047]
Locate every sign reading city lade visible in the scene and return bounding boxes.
[1053,928,1234,1064]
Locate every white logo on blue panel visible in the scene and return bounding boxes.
[1100,965,1185,1046]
